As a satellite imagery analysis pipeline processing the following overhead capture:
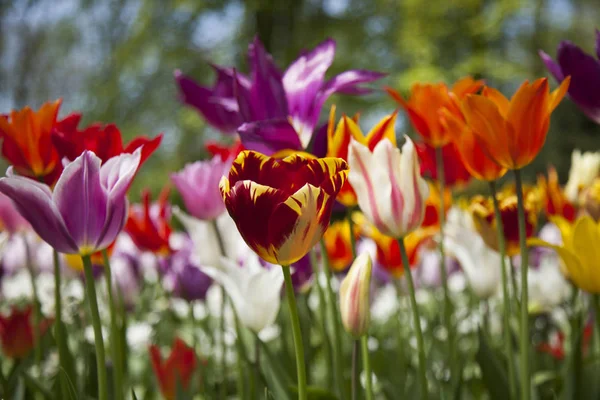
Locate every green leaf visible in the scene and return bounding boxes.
[21,371,53,399]
[476,328,510,400]
[289,385,338,400]
[259,340,293,400]
[132,389,139,400]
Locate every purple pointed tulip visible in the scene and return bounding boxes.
[540,30,600,124]
[0,150,141,255]
[171,155,232,221]
[0,193,29,234]
[176,37,385,153]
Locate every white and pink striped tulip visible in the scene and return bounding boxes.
[348,136,429,238]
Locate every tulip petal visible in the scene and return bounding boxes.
[539,50,565,83]
[52,151,107,253]
[174,70,244,133]
[596,29,600,61]
[571,217,600,292]
[556,41,600,122]
[284,38,336,147]
[237,120,302,155]
[268,183,330,265]
[248,37,288,120]
[0,174,77,253]
[123,134,163,166]
[222,180,289,263]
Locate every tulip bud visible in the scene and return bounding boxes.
[339,253,373,337]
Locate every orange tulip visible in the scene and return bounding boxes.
[386,77,484,147]
[0,100,64,184]
[441,108,507,181]
[326,106,397,206]
[462,77,570,170]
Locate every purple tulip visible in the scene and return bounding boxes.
[163,238,213,302]
[0,150,140,255]
[175,37,385,154]
[171,155,231,221]
[540,30,600,124]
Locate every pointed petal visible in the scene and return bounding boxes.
[53,151,107,252]
[0,175,77,253]
[539,50,565,83]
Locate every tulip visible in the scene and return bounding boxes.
[326,106,397,206]
[537,166,576,222]
[461,78,570,170]
[322,219,355,271]
[219,150,348,265]
[163,238,213,302]
[202,253,284,333]
[176,37,384,151]
[149,337,197,400]
[0,305,52,359]
[415,140,472,187]
[205,139,244,161]
[171,155,231,221]
[564,149,600,203]
[339,253,372,337]
[469,192,540,257]
[125,187,172,255]
[348,136,429,239]
[0,149,140,255]
[540,30,600,124]
[583,178,600,221]
[52,115,162,166]
[0,100,70,184]
[528,216,600,293]
[444,207,501,299]
[386,77,484,147]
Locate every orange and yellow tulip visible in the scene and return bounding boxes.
[537,166,576,222]
[461,77,570,170]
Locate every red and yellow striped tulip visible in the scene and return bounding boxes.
[220,150,348,265]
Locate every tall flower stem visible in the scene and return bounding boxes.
[282,266,307,400]
[435,147,455,375]
[489,181,517,400]
[347,212,357,259]
[397,237,427,398]
[321,240,347,400]
[23,235,42,374]
[514,168,530,400]
[102,250,124,400]
[233,312,247,399]
[361,336,374,400]
[309,249,333,388]
[211,219,229,399]
[53,250,69,398]
[351,340,358,400]
[82,254,108,400]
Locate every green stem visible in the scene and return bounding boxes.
[23,235,42,373]
[189,305,205,396]
[309,249,333,388]
[435,146,455,376]
[593,295,600,358]
[82,254,108,400]
[347,211,357,259]
[514,168,530,400]
[53,250,70,398]
[351,339,358,400]
[397,237,427,398]
[321,240,347,400]
[569,289,582,400]
[211,219,229,400]
[361,336,373,400]
[489,180,517,400]
[102,250,124,400]
[282,266,307,400]
[233,312,247,400]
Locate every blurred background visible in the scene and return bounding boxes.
[0,0,599,196]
